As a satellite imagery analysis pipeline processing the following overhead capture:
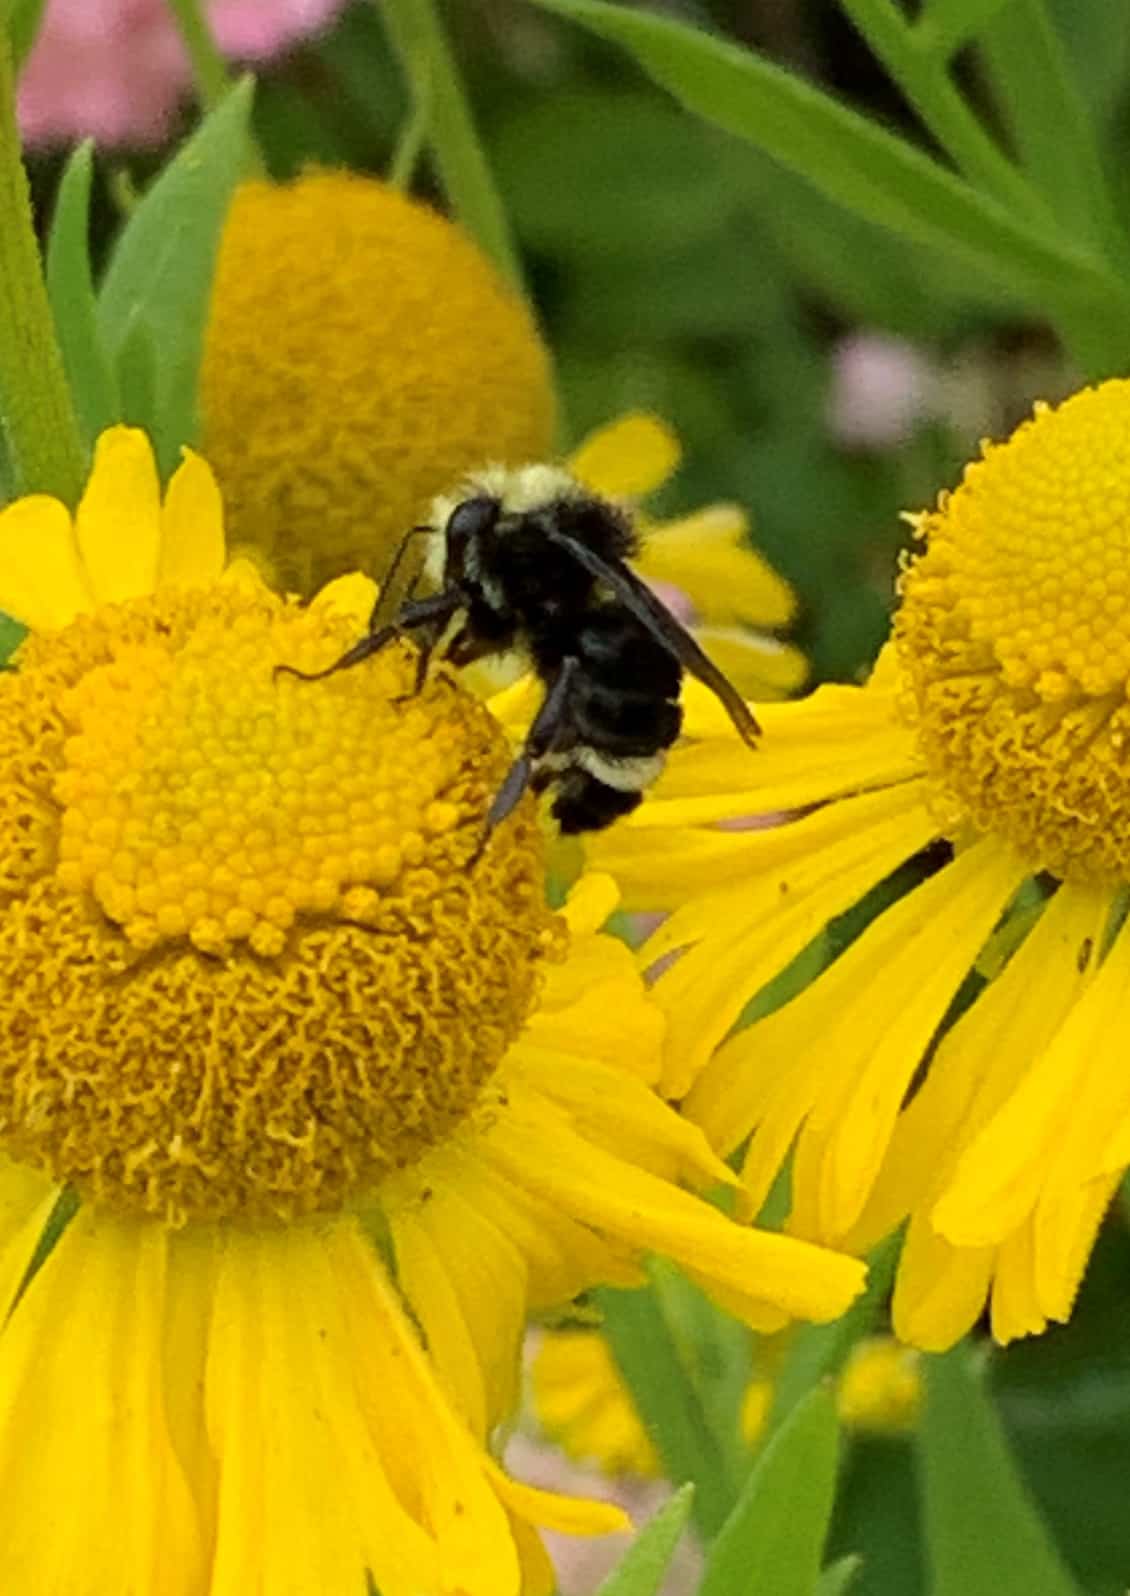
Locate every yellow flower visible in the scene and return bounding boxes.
[0,427,863,1593]
[200,171,556,594]
[593,379,1130,1350]
[531,1329,917,1479]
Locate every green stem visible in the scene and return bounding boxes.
[0,39,85,504]
[388,84,431,190]
[838,0,1050,224]
[378,0,524,293]
[166,0,230,110]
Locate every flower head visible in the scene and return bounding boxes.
[0,427,862,1590]
[594,378,1130,1349]
[18,0,345,147]
[200,173,556,595]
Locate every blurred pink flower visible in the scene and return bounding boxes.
[18,0,345,147]
[827,330,936,449]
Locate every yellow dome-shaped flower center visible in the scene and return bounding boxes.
[0,585,559,1223]
[897,380,1130,882]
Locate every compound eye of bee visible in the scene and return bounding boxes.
[446,495,499,543]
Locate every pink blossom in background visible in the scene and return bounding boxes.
[18,0,346,147]
[826,330,937,449]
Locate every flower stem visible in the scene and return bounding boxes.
[166,0,231,111]
[0,38,85,504]
[378,0,524,294]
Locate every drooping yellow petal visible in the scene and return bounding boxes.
[156,447,226,590]
[74,426,161,603]
[892,1214,994,1351]
[690,624,808,698]
[487,1082,865,1325]
[204,1222,442,1596]
[0,1209,203,1595]
[486,1458,630,1537]
[933,909,1130,1248]
[528,944,665,1088]
[327,1221,527,1596]
[635,505,796,628]
[784,840,1029,1244]
[0,495,92,630]
[569,413,681,500]
[610,677,921,832]
[850,881,1109,1254]
[653,782,939,1096]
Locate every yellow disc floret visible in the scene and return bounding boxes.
[0,583,560,1222]
[200,172,556,595]
[897,379,1130,882]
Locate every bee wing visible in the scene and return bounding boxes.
[543,529,761,747]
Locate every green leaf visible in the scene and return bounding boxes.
[916,0,1011,56]
[0,610,26,666]
[528,0,1127,324]
[596,1485,695,1596]
[816,1556,862,1596]
[5,0,49,67]
[599,1279,741,1539]
[97,76,254,477]
[700,1387,839,1596]
[46,142,119,451]
[115,312,159,437]
[920,1346,1085,1596]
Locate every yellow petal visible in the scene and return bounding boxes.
[783,841,1030,1245]
[0,1209,203,1594]
[205,1221,443,1596]
[157,447,225,590]
[75,426,161,603]
[569,413,681,499]
[850,881,1109,1254]
[0,495,92,630]
[559,871,620,937]
[310,569,379,624]
[528,939,665,1087]
[486,1458,631,1537]
[655,781,939,1098]
[488,1082,865,1325]
[933,903,1130,1247]
[636,505,796,628]
[690,624,808,699]
[0,1159,62,1317]
[892,1213,994,1351]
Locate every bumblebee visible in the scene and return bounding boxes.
[282,465,760,842]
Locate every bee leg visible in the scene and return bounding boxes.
[277,589,461,685]
[472,657,579,863]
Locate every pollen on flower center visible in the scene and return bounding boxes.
[897,380,1130,882]
[0,584,560,1222]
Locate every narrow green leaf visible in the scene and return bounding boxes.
[700,1387,839,1596]
[97,76,254,476]
[978,0,1127,260]
[528,0,1126,323]
[920,1346,1084,1596]
[596,1485,695,1596]
[816,1556,863,1596]
[114,312,159,436]
[599,1280,741,1539]
[6,0,49,67]
[46,142,119,449]
[916,0,1011,56]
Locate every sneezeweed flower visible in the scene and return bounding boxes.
[0,426,864,1591]
[598,379,1130,1350]
[530,1328,918,1480]
[18,0,345,147]
[200,172,557,595]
